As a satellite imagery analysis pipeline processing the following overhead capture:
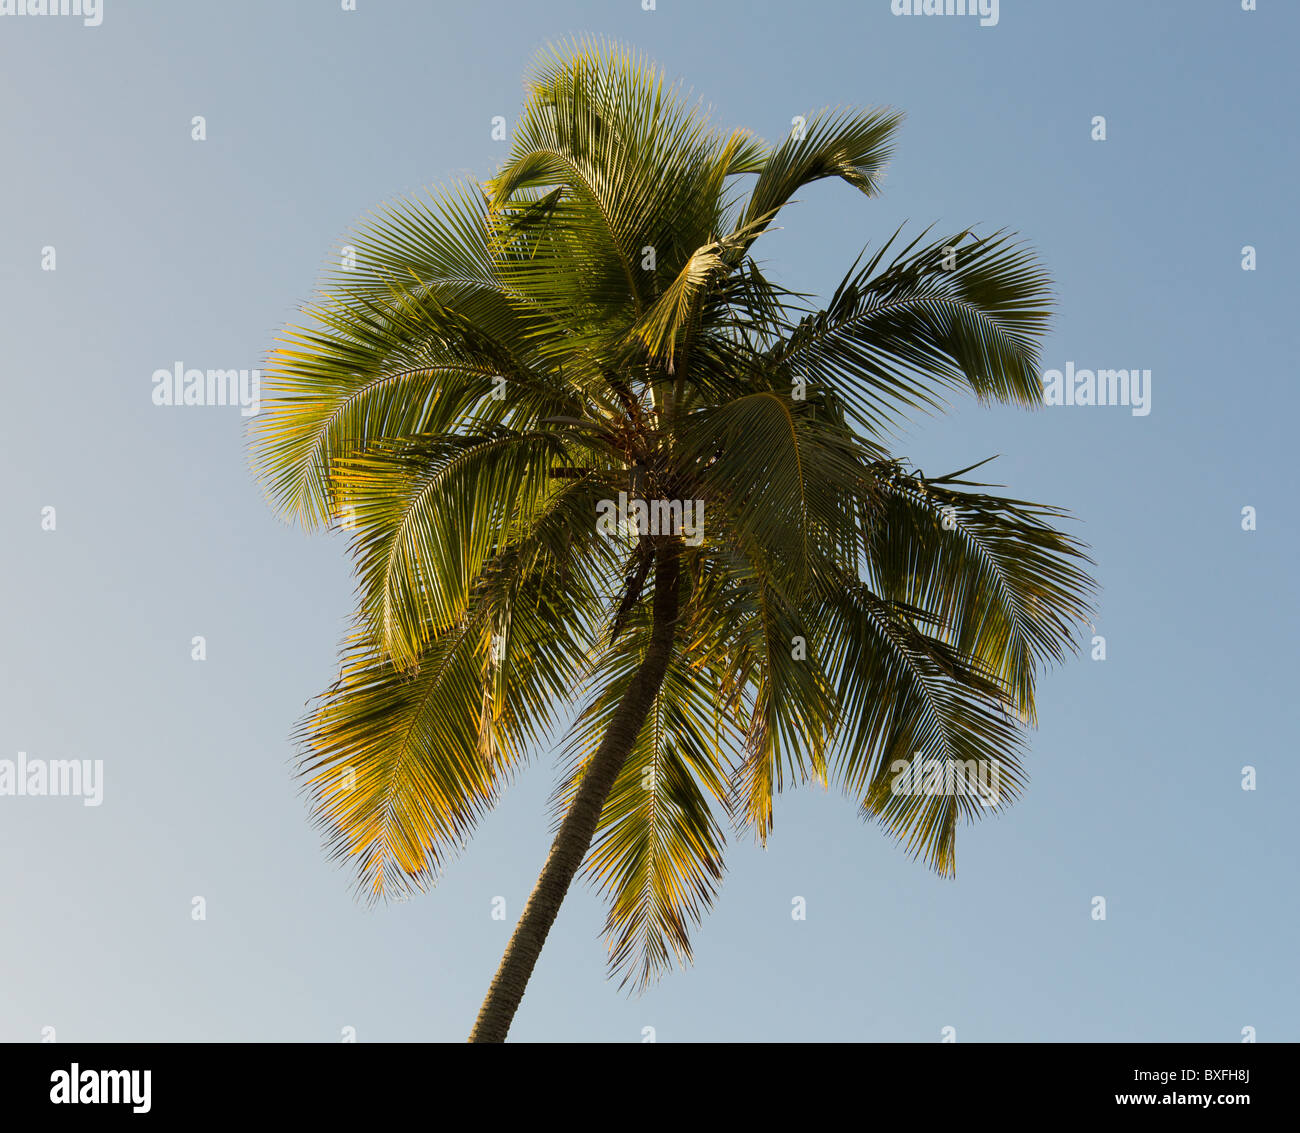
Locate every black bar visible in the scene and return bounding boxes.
[0,1042,1283,1119]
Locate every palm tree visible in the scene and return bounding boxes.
[251,39,1095,1043]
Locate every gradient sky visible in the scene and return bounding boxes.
[1,0,1295,1043]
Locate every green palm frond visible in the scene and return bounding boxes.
[769,227,1053,434]
[817,577,1027,875]
[738,106,904,247]
[863,460,1097,721]
[554,613,738,991]
[331,426,575,667]
[298,619,498,902]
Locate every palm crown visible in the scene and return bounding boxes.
[252,39,1095,1036]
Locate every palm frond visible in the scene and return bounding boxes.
[769,228,1053,434]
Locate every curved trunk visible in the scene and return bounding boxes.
[468,541,681,1042]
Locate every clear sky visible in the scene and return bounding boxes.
[1,0,1295,1043]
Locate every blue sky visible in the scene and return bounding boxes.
[1,0,1295,1042]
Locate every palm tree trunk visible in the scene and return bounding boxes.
[468,540,681,1042]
